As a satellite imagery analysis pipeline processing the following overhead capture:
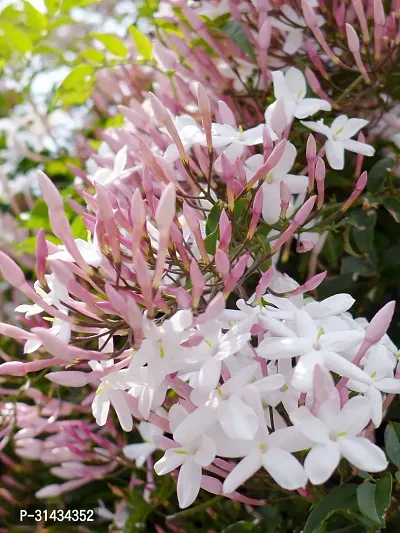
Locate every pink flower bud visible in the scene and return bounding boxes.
[217,101,237,129]
[0,323,35,340]
[215,249,230,278]
[248,187,264,237]
[0,251,26,288]
[190,260,205,308]
[341,171,367,212]
[315,157,325,209]
[223,253,249,297]
[286,271,327,296]
[36,229,48,286]
[46,371,94,387]
[374,0,385,25]
[279,181,290,219]
[155,183,176,232]
[254,267,274,304]
[351,0,371,43]
[196,293,226,324]
[365,301,396,345]
[153,41,178,70]
[345,23,360,52]
[294,196,317,226]
[247,139,286,190]
[133,250,153,313]
[149,92,171,124]
[258,17,272,50]
[37,171,63,210]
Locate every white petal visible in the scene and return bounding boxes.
[375,378,400,394]
[295,309,318,338]
[342,139,375,156]
[333,395,371,435]
[324,352,372,385]
[289,406,330,444]
[154,448,186,475]
[301,120,331,138]
[267,425,313,452]
[24,339,42,354]
[222,450,262,494]
[337,118,369,140]
[109,390,133,432]
[322,330,364,352]
[177,458,202,508]
[291,351,325,393]
[262,448,307,490]
[173,406,216,445]
[285,67,307,100]
[261,182,282,224]
[257,337,312,359]
[123,443,154,467]
[194,434,216,467]
[92,391,110,426]
[339,436,388,472]
[281,173,309,194]
[252,373,286,393]
[241,124,265,145]
[325,140,345,170]
[217,395,259,441]
[294,98,331,119]
[170,309,192,332]
[366,386,383,427]
[304,442,340,484]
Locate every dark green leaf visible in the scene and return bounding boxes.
[206,202,222,236]
[221,20,256,62]
[221,521,258,533]
[351,209,376,252]
[205,228,218,255]
[357,474,392,527]
[385,422,400,468]
[303,484,358,533]
[234,198,248,219]
[395,471,400,483]
[383,197,400,223]
[367,157,394,193]
[341,256,376,276]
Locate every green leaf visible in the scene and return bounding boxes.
[129,26,153,60]
[45,0,60,15]
[91,33,128,57]
[341,256,376,277]
[395,471,400,483]
[23,200,52,231]
[383,196,400,223]
[303,484,358,533]
[81,48,106,64]
[221,20,256,62]
[221,522,258,533]
[233,198,248,219]
[385,422,400,468]
[54,65,94,106]
[206,202,222,236]
[71,216,87,239]
[367,157,394,193]
[0,22,33,54]
[351,209,377,253]
[204,228,218,255]
[357,474,392,527]
[22,1,48,31]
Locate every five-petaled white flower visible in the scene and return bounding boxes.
[302,115,375,170]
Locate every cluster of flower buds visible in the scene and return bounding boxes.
[0,0,399,516]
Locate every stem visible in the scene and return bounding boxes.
[167,495,223,521]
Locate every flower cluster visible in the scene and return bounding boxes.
[0,0,399,522]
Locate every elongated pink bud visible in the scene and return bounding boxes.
[149,92,171,123]
[305,39,329,80]
[248,188,263,237]
[285,271,327,296]
[306,134,317,191]
[197,84,212,152]
[0,323,35,340]
[126,296,143,346]
[37,171,63,210]
[305,67,332,105]
[366,301,396,344]
[345,24,371,83]
[133,250,153,313]
[190,260,205,309]
[341,171,367,211]
[351,0,370,43]
[46,371,95,387]
[247,139,287,190]
[315,157,325,209]
[215,249,230,278]
[254,267,274,304]
[223,253,249,297]
[374,0,385,59]
[311,364,337,415]
[279,181,290,219]
[345,23,360,52]
[217,101,237,128]
[0,251,26,288]
[258,17,272,50]
[196,293,226,324]
[155,183,176,232]
[355,131,365,177]
[271,196,316,254]
[35,229,48,286]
